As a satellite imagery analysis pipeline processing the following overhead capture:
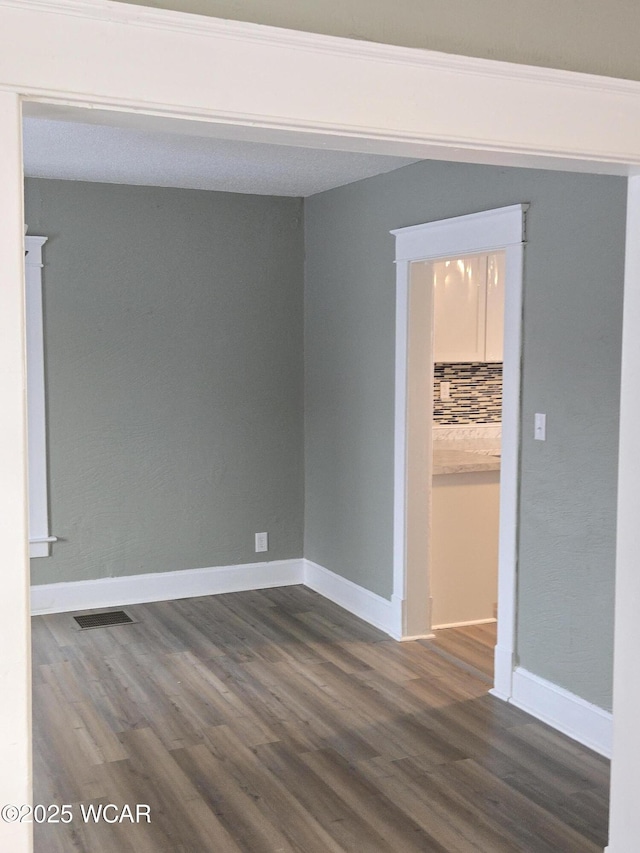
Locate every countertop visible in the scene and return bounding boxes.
[433,443,501,475]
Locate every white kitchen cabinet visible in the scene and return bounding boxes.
[431,468,499,627]
[432,251,504,363]
[432,255,487,362]
[485,252,505,362]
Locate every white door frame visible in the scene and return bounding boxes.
[391,206,526,700]
[2,2,640,850]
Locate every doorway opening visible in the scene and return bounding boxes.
[429,251,504,681]
[391,205,526,700]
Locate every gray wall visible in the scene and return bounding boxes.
[114,0,640,81]
[26,179,304,585]
[28,165,626,710]
[304,161,626,709]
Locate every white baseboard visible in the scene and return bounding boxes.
[31,558,304,615]
[510,667,612,758]
[31,557,396,639]
[432,617,497,630]
[303,559,394,635]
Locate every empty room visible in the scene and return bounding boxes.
[4,2,640,852]
[24,104,622,851]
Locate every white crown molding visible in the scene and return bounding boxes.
[5,0,640,100]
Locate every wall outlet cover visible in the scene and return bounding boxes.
[534,413,546,441]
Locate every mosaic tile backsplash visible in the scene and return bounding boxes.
[433,362,503,425]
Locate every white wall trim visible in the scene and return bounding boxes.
[32,558,401,639]
[391,204,528,262]
[303,559,395,636]
[31,558,304,615]
[510,667,612,758]
[25,234,56,559]
[391,206,525,708]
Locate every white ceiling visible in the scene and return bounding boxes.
[22,117,418,197]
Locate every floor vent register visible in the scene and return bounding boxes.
[73,610,135,630]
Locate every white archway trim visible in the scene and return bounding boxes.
[2,0,640,173]
[391,205,526,703]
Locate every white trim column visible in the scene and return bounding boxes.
[606,174,640,853]
[0,91,32,853]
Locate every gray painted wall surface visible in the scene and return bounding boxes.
[304,161,625,709]
[114,0,640,81]
[26,179,304,585]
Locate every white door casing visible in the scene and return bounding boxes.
[391,205,526,703]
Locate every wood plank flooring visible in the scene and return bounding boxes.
[430,623,497,680]
[32,587,609,852]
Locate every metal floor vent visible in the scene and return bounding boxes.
[73,610,135,630]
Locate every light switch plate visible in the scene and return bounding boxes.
[534,413,546,441]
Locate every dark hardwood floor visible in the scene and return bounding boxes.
[32,587,609,852]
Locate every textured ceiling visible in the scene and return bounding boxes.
[22,118,418,197]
